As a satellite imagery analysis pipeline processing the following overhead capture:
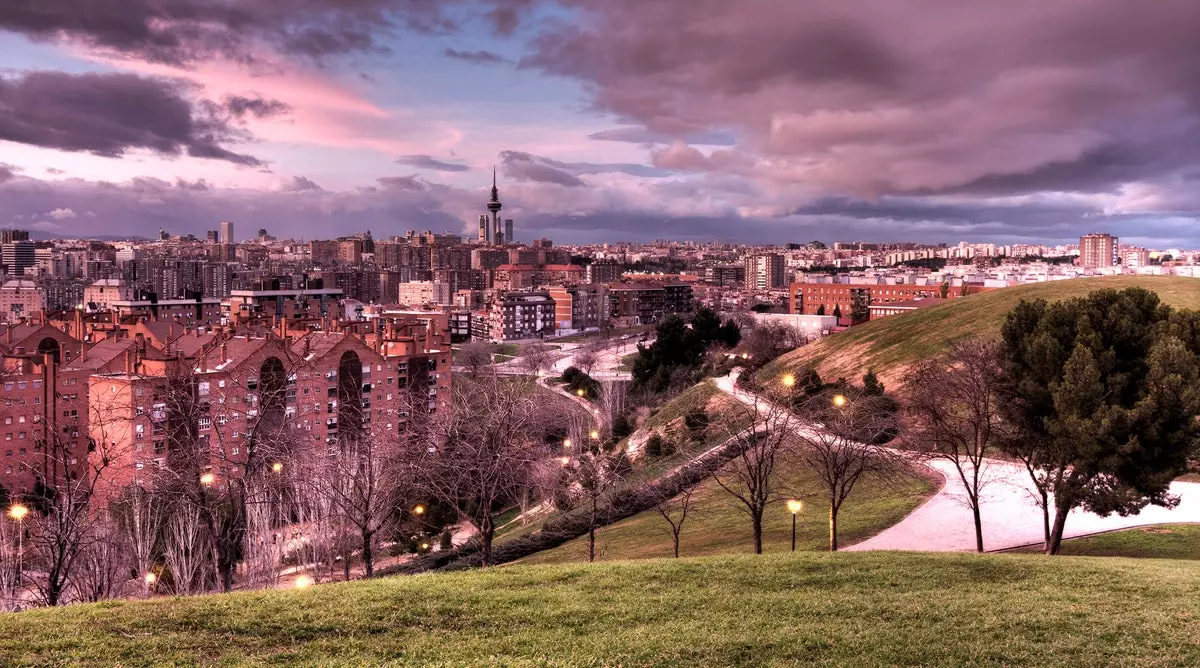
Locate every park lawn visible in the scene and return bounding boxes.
[618,352,638,371]
[518,459,939,564]
[1012,524,1200,560]
[759,275,1200,391]
[4,552,1200,666]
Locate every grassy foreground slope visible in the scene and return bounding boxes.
[4,552,1200,666]
[760,275,1200,389]
[521,461,937,564]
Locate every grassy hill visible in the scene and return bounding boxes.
[1011,524,1200,560]
[759,275,1200,390]
[519,459,937,564]
[4,552,1200,665]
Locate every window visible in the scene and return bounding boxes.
[18,433,25,440]
[16,381,25,390]
[17,416,23,424]
[32,380,41,389]
[3,417,10,425]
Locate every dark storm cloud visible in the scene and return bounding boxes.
[444,49,509,66]
[0,0,469,64]
[520,0,1200,202]
[396,154,472,172]
[0,71,262,166]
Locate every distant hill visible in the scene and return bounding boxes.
[758,275,1200,390]
[1,551,1198,665]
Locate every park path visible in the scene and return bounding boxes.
[715,373,1200,552]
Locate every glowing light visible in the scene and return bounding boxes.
[144,572,157,585]
[7,504,28,521]
[295,574,314,589]
[576,388,586,397]
[741,353,750,360]
[560,456,571,466]
[782,374,796,388]
[271,462,283,474]
[563,439,572,449]
[589,430,600,440]
[832,394,847,408]
[420,543,430,551]
[787,499,804,515]
[412,505,426,516]
[200,472,216,486]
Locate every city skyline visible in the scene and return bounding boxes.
[1,2,1199,246]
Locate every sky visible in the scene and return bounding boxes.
[1,1,1199,246]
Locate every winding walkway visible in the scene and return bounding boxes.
[715,373,1200,552]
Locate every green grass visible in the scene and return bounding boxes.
[618,352,638,372]
[519,460,937,564]
[1011,524,1200,560]
[6,552,1200,666]
[759,275,1200,389]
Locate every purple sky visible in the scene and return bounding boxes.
[1,1,1199,245]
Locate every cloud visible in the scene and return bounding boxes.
[0,0,465,65]
[0,164,17,183]
[444,49,510,66]
[284,176,323,192]
[0,71,263,166]
[499,150,667,186]
[588,127,738,146]
[520,0,1200,202]
[46,207,76,219]
[224,95,291,121]
[396,154,472,172]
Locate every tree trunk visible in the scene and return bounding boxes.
[1047,499,1071,555]
[829,505,839,552]
[362,529,374,578]
[479,519,495,568]
[1039,489,1051,550]
[588,496,597,562]
[751,509,763,554]
[972,503,984,553]
[673,533,680,558]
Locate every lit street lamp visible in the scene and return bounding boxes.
[200,472,216,487]
[295,574,314,589]
[8,504,27,586]
[563,438,573,449]
[412,504,426,516]
[781,374,796,389]
[832,394,847,408]
[589,429,600,440]
[271,462,283,474]
[786,499,804,551]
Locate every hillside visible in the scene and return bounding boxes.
[759,275,1200,389]
[520,458,936,564]
[3,552,1200,665]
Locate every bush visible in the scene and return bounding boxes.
[440,530,453,551]
[683,408,709,437]
[612,413,635,440]
[646,434,664,458]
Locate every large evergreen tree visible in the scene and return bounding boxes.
[998,288,1200,554]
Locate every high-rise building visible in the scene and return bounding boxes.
[744,253,787,290]
[2,241,36,276]
[1079,233,1117,268]
[206,230,219,243]
[0,229,30,244]
[1122,247,1151,268]
[220,220,235,244]
[505,219,514,245]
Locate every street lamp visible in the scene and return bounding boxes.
[295,574,313,589]
[271,462,283,474]
[832,394,847,408]
[563,438,573,449]
[589,429,600,440]
[559,456,571,466]
[144,571,157,596]
[786,499,804,551]
[8,504,27,586]
[412,504,426,516]
[781,374,796,389]
[576,388,586,398]
[200,472,216,486]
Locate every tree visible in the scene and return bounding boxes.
[742,321,807,365]
[518,342,556,376]
[998,288,1200,554]
[415,378,561,566]
[904,340,1004,552]
[710,399,796,554]
[862,369,885,396]
[110,483,168,595]
[815,305,826,316]
[564,447,628,562]
[573,345,600,376]
[793,390,901,551]
[654,487,695,558]
[939,281,951,299]
[632,310,740,393]
[459,341,493,377]
[832,304,842,320]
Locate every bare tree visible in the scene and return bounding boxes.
[518,342,556,377]
[904,340,1005,552]
[110,483,167,596]
[69,517,127,603]
[793,392,902,551]
[573,345,600,376]
[654,487,695,558]
[710,399,796,554]
[459,341,494,377]
[0,517,21,610]
[415,377,560,566]
[564,443,628,562]
[163,501,209,595]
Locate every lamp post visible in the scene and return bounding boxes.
[832,394,847,408]
[786,499,804,551]
[8,504,28,586]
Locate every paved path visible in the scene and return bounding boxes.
[715,372,1200,552]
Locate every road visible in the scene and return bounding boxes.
[481,335,650,381]
[715,372,1200,552]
